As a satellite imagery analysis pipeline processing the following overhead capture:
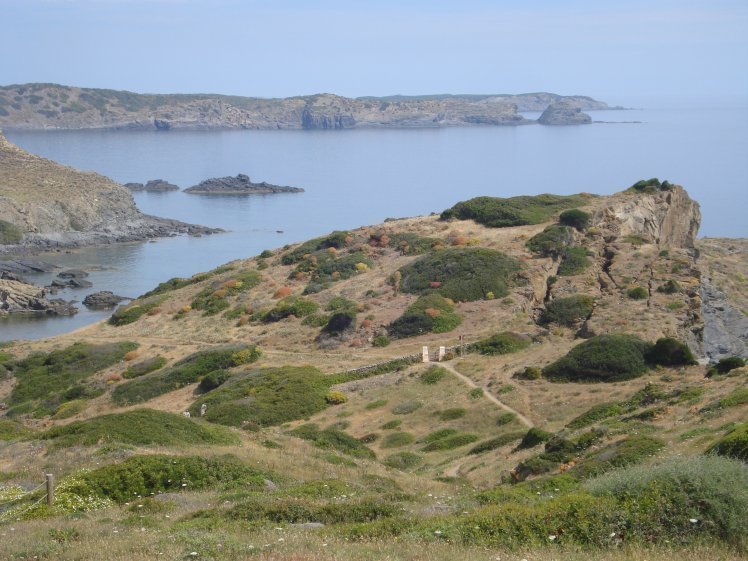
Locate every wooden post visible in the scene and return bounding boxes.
[45,473,54,507]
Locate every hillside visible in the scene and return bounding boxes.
[0,131,216,254]
[0,181,745,561]
[0,84,613,130]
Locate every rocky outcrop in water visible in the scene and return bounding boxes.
[124,179,180,192]
[0,278,77,316]
[83,291,128,309]
[184,174,303,195]
[0,132,221,255]
[538,101,592,125]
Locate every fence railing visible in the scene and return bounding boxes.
[0,474,54,521]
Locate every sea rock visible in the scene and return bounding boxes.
[184,174,304,195]
[0,260,57,274]
[125,180,179,192]
[83,291,127,309]
[58,269,89,279]
[0,278,77,316]
[538,101,592,125]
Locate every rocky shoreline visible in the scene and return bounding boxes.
[184,174,303,195]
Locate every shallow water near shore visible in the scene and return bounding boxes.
[2,104,747,341]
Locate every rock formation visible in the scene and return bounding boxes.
[0,132,220,255]
[83,291,128,309]
[184,174,304,195]
[124,179,180,192]
[538,101,592,125]
[0,277,77,316]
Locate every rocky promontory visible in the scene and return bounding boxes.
[538,101,592,125]
[0,132,221,255]
[184,174,304,195]
[124,179,180,192]
[0,276,77,316]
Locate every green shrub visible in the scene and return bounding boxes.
[197,370,232,393]
[496,412,517,425]
[322,310,357,335]
[7,341,138,416]
[0,219,22,244]
[392,401,422,415]
[423,428,458,443]
[701,387,748,412]
[263,296,319,322]
[259,249,274,258]
[281,231,352,265]
[123,356,167,379]
[516,427,553,450]
[383,452,423,470]
[473,332,530,355]
[325,390,348,405]
[657,279,682,294]
[706,356,745,377]
[513,367,542,380]
[628,178,671,193]
[397,247,523,301]
[366,399,388,410]
[707,422,748,461]
[559,209,591,230]
[226,497,398,524]
[438,408,466,421]
[567,402,624,430]
[627,286,648,300]
[372,335,391,347]
[380,420,402,430]
[389,293,462,338]
[646,337,697,366]
[65,454,268,503]
[288,424,375,459]
[585,455,747,549]
[381,432,415,448]
[325,296,358,313]
[469,432,525,454]
[525,225,574,257]
[41,409,239,449]
[440,194,587,228]
[191,270,262,316]
[543,334,653,382]
[139,265,232,298]
[557,247,592,276]
[386,232,439,254]
[468,388,484,399]
[195,365,330,427]
[301,313,330,327]
[572,435,664,478]
[540,295,594,326]
[52,399,87,420]
[419,366,447,384]
[112,346,258,406]
[109,297,164,326]
[422,433,478,452]
[0,419,33,440]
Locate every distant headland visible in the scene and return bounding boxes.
[0,84,622,130]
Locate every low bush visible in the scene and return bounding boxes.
[386,232,440,255]
[263,296,319,322]
[52,399,87,420]
[302,313,330,327]
[707,422,747,461]
[627,286,648,300]
[288,423,375,459]
[542,334,653,382]
[525,225,574,257]
[567,402,624,430]
[419,365,447,384]
[0,219,22,244]
[422,433,478,452]
[397,247,523,301]
[557,247,592,276]
[389,293,462,338]
[197,370,232,393]
[559,209,591,230]
[322,310,357,335]
[423,428,458,443]
[438,408,466,421]
[701,387,748,412]
[628,178,673,193]
[516,427,553,450]
[281,231,352,265]
[540,295,594,326]
[0,419,33,440]
[122,356,167,379]
[41,409,239,448]
[7,341,138,417]
[366,399,388,410]
[440,194,587,228]
[572,435,664,479]
[139,264,234,298]
[469,431,525,454]
[381,432,415,448]
[195,365,330,427]
[468,388,484,399]
[392,401,422,415]
[473,332,530,355]
[380,420,402,430]
[496,412,517,425]
[706,356,746,377]
[383,452,423,470]
[226,497,398,525]
[325,390,348,405]
[372,335,391,347]
[191,270,262,316]
[657,279,682,294]
[646,337,697,366]
[109,297,165,326]
[66,454,268,503]
[513,367,541,380]
[112,346,259,406]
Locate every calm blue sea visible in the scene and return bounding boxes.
[3,104,747,340]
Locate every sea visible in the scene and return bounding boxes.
[2,103,747,341]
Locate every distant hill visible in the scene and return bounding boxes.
[0,83,613,130]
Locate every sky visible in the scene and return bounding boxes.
[1,0,747,105]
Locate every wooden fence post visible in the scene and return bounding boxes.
[45,473,54,507]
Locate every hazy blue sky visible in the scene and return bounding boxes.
[1,0,746,105]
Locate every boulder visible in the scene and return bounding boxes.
[58,269,89,279]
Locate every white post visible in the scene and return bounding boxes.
[438,346,446,361]
[422,346,429,363]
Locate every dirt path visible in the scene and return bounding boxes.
[439,362,533,428]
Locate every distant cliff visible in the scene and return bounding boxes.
[0,131,218,254]
[0,84,614,131]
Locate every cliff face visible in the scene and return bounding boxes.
[0,132,217,254]
[0,84,612,131]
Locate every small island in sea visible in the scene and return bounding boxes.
[183,174,304,195]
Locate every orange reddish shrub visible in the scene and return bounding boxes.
[123,350,139,361]
[274,286,293,299]
[222,279,240,289]
[360,319,373,329]
[424,308,442,318]
[107,373,122,383]
[146,307,161,316]
[451,236,469,246]
[238,315,249,326]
